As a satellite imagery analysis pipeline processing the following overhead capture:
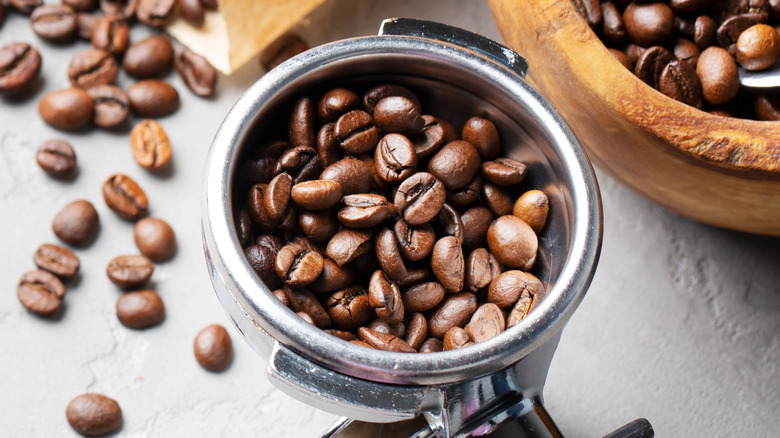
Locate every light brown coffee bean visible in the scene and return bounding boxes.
[106,254,154,289]
[697,46,739,105]
[66,393,122,436]
[513,190,549,234]
[419,337,443,353]
[443,326,473,350]
[506,273,546,328]
[480,158,527,186]
[320,156,374,196]
[736,24,780,70]
[465,302,505,343]
[325,329,357,341]
[487,270,534,308]
[431,236,464,293]
[338,194,390,228]
[357,327,415,352]
[38,88,93,130]
[133,217,176,261]
[17,270,66,316]
[291,179,342,210]
[102,174,148,220]
[325,286,371,330]
[116,289,165,329]
[275,242,324,287]
[130,119,171,170]
[52,199,99,245]
[402,281,446,313]
[126,79,179,117]
[461,116,500,160]
[487,216,538,270]
[427,292,477,339]
[33,243,80,279]
[193,324,233,371]
[465,248,501,294]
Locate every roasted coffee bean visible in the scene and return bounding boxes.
[480,158,527,186]
[465,303,505,343]
[325,329,356,341]
[350,340,373,348]
[179,0,204,26]
[325,286,371,330]
[274,145,320,184]
[412,115,456,158]
[247,184,277,232]
[362,83,421,114]
[39,88,93,130]
[89,84,129,128]
[435,203,465,245]
[284,286,331,328]
[246,243,282,289]
[52,199,99,245]
[428,140,481,190]
[316,123,341,167]
[402,281,445,313]
[234,210,253,248]
[5,0,42,15]
[506,273,546,327]
[373,96,425,136]
[447,175,482,207]
[133,217,176,261]
[62,0,97,12]
[394,172,446,225]
[634,46,673,87]
[736,24,780,70]
[513,190,549,234]
[256,234,284,254]
[753,94,780,121]
[289,96,316,148]
[461,116,500,160]
[487,215,538,270]
[461,206,493,250]
[419,337,442,353]
[669,0,715,14]
[368,270,404,323]
[17,270,66,316]
[200,0,218,10]
[623,2,675,47]
[193,324,233,371]
[91,14,129,57]
[67,48,118,89]
[374,227,409,281]
[428,292,477,339]
[33,243,80,279]
[106,254,155,289]
[375,133,417,183]
[443,326,473,350]
[30,5,77,42]
[122,35,173,78]
[572,0,602,27]
[697,46,740,105]
[397,268,430,288]
[66,393,122,437]
[394,219,435,262]
[116,289,165,329]
[311,259,354,293]
[405,313,427,350]
[487,270,535,309]
[275,242,324,287]
[610,48,633,70]
[103,174,148,220]
[136,0,175,27]
[717,13,766,55]
[100,0,135,18]
[338,194,390,228]
[320,156,374,195]
[367,317,406,338]
[334,109,380,154]
[175,48,217,97]
[127,79,179,117]
[259,33,308,71]
[291,179,342,210]
[76,13,99,40]
[431,236,464,293]
[298,210,339,244]
[317,88,359,123]
[672,37,700,66]
[481,181,514,217]
[465,248,501,294]
[602,1,627,46]
[357,327,415,352]
[36,139,77,177]
[265,172,292,220]
[659,60,703,107]
[237,155,276,189]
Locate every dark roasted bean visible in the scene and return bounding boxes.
[334,109,379,154]
[465,248,501,294]
[402,281,445,313]
[284,287,331,328]
[291,179,342,210]
[275,242,324,287]
[373,96,424,136]
[311,259,354,294]
[375,133,417,183]
[659,60,703,107]
[362,83,421,114]
[431,236,464,293]
[122,35,173,78]
[338,194,389,228]
[405,313,427,350]
[394,219,435,262]
[289,96,316,148]
[428,140,481,190]
[179,0,204,26]
[320,156,374,196]
[461,206,493,250]
[446,175,481,207]
[317,88,359,123]
[326,229,372,266]
[428,292,477,339]
[480,158,527,186]
[443,326,473,350]
[298,210,339,244]
[461,116,499,160]
[412,115,456,158]
[127,79,179,117]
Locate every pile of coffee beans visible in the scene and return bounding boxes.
[234,84,550,353]
[574,0,780,121]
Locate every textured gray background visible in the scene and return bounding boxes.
[1,1,778,436]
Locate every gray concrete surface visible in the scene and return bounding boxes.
[1,1,778,436]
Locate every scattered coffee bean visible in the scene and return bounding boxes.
[133,217,176,261]
[175,47,217,97]
[17,269,66,315]
[115,288,165,328]
[66,393,122,437]
[38,88,94,130]
[135,0,175,28]
[91,14,129,57]
[126,79,179,117]
[179,0,204,27]
[30,4,77,42]
[76,13,99,40]
[6,0,42,15]
[52,199,99,245]
[63,0,98,12]
[106,254,155,289]
[102,173,148,220]
[33,243,80,279]
[130,119,172,170]
[67,48,119,89]
[122,35,173,77]
[99,0,135,19]
[88,84,130,128]
[36,139,77,177]
[259,33,308,71]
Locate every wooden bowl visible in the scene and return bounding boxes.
[488,0,780,235]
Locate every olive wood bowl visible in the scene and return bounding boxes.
[488,0,780,235]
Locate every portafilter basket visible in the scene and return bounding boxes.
[203,18,644,438]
